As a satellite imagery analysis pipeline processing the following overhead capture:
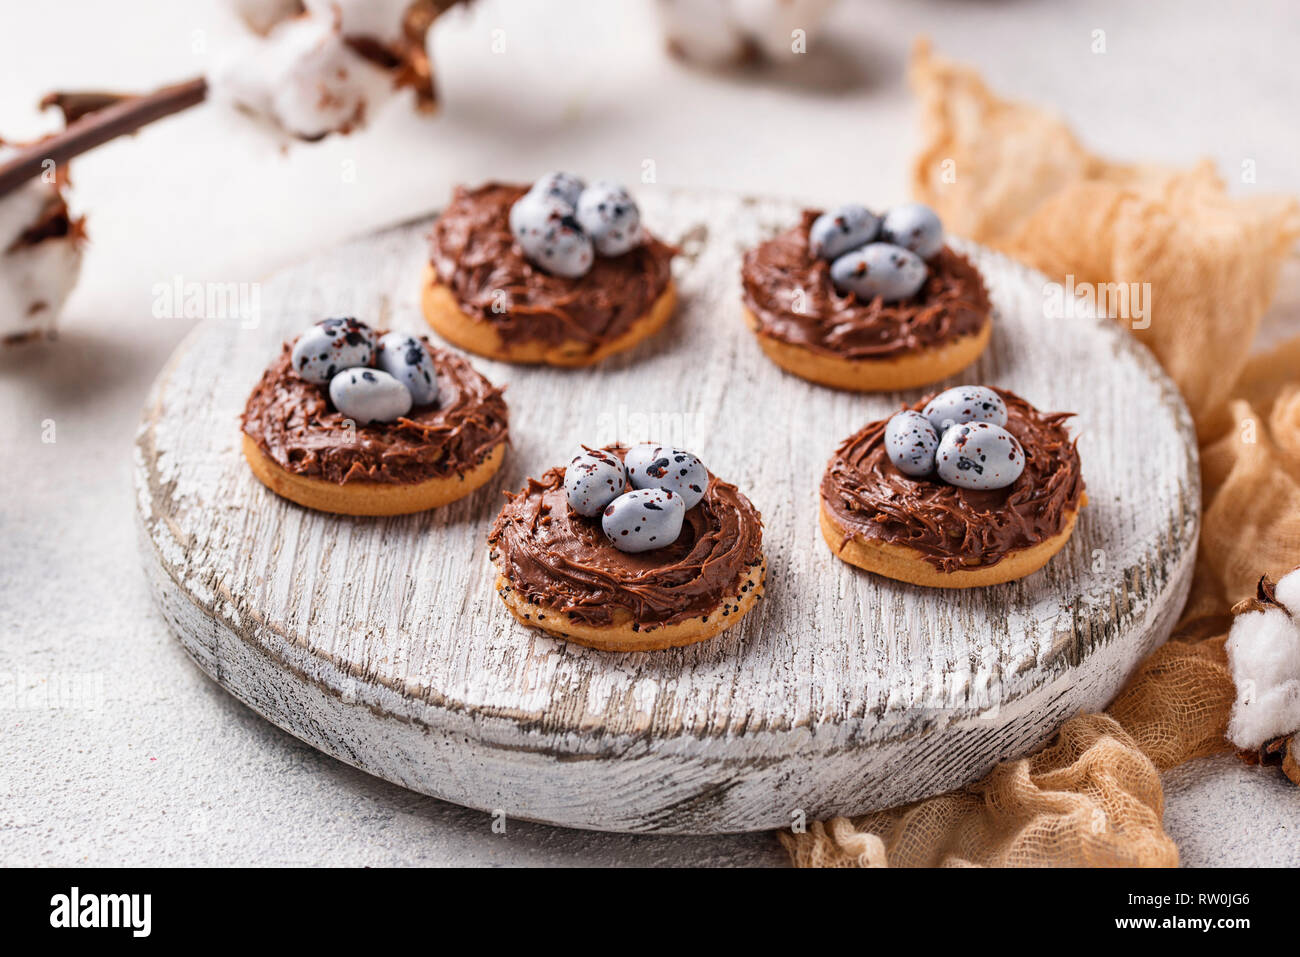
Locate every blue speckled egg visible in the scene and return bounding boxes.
[328,368,412,424]
[624,444,709,509]
[935,422,1025,490]
[922,386,1009,435]
[564,448,627,517]
[528,171,585,207]
[291,318,376,384]
[884,410,940,477]
[375,332,439,407]
[601,487,686,553]
[829,242,928,302]
[880,202,944,260]
[575,182,643,257]
[510,191,594,278]
[808,204,880,261]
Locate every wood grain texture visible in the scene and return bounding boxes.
[133,190,1200,834]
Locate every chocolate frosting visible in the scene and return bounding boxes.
[741,210,991,359]
[489,449,764,626]
[821,390,1084,571]
[241,337,508,485]
[428,182,676,352]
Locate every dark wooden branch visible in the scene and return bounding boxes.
[0,76,207,199]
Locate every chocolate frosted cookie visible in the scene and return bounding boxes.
[423,176,677,367]
[741,203,991,391]
[820,387,1086,587]
[489,444,765,651]
[241,319,508,515]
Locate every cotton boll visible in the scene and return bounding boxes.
[655,0,748,66]
[1226,578,1300,750]
[227,0,304,35]
[1274,566,1300,614]
[0,239,84,342]
[264,19,390,139]
[0,153,84,343]
[0,161,53,244]
[730,0,835,62]
[303,0,412,46]
[210,15,394,140]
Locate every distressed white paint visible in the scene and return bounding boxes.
[133,190,1199,834]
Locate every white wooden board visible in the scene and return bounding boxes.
[134,190,1199,834]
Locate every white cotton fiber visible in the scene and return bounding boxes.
[1226,568,1300,750]
[0,149,84,341]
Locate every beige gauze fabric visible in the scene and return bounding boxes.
[782,40,1300,868]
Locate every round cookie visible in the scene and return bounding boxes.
[241,336,508,516]
[424,182,678,367]
[820,389,1086,587]
[741,211,992,391]
[488,449,765,651]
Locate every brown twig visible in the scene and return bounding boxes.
[0,76,207,199]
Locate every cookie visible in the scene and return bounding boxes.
[241,322,508,515]
[424,181,677,367]
[820,388,1085,587]
[488,446,765,651]
[741,205,991,391]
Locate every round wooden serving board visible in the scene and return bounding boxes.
[135,190,1199,834]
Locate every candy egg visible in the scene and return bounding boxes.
[808,203,880,261]
[624,444,709,509]
[601,487,686,553]
[829,242,928,302]
[922,386,1009,435]
[510,192,594,279]
[290,317,376,384]
[328,367,412,424]
[884,411,940,477]
[509,189,568,243]
[935,422,1025,491]
[375,332,439,407]
[528,170,585,207]
[575,182,643,257]
[880,202,945,260]
[564,448,628,517]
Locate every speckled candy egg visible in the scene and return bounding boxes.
[290,317,376,384]
[575,182,643,257]
[601,487,686,553]
[935,421,1025,491]
[328,367,412,424]
[884,410,940,477]
[880,202,945,260]
[564,448,628,517]
[528,170,585,207]
[623,444,709,509]
[829,242,928,302]
[509,189,567,242]
[922,386,1009,435]
[808,203,880,261]
[510,191,594,279]
[375,332,439,407]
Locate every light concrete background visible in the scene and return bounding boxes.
[2,0,1297,866]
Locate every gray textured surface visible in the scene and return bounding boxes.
[1163,756,1300,868]
[4,0,1300,865]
